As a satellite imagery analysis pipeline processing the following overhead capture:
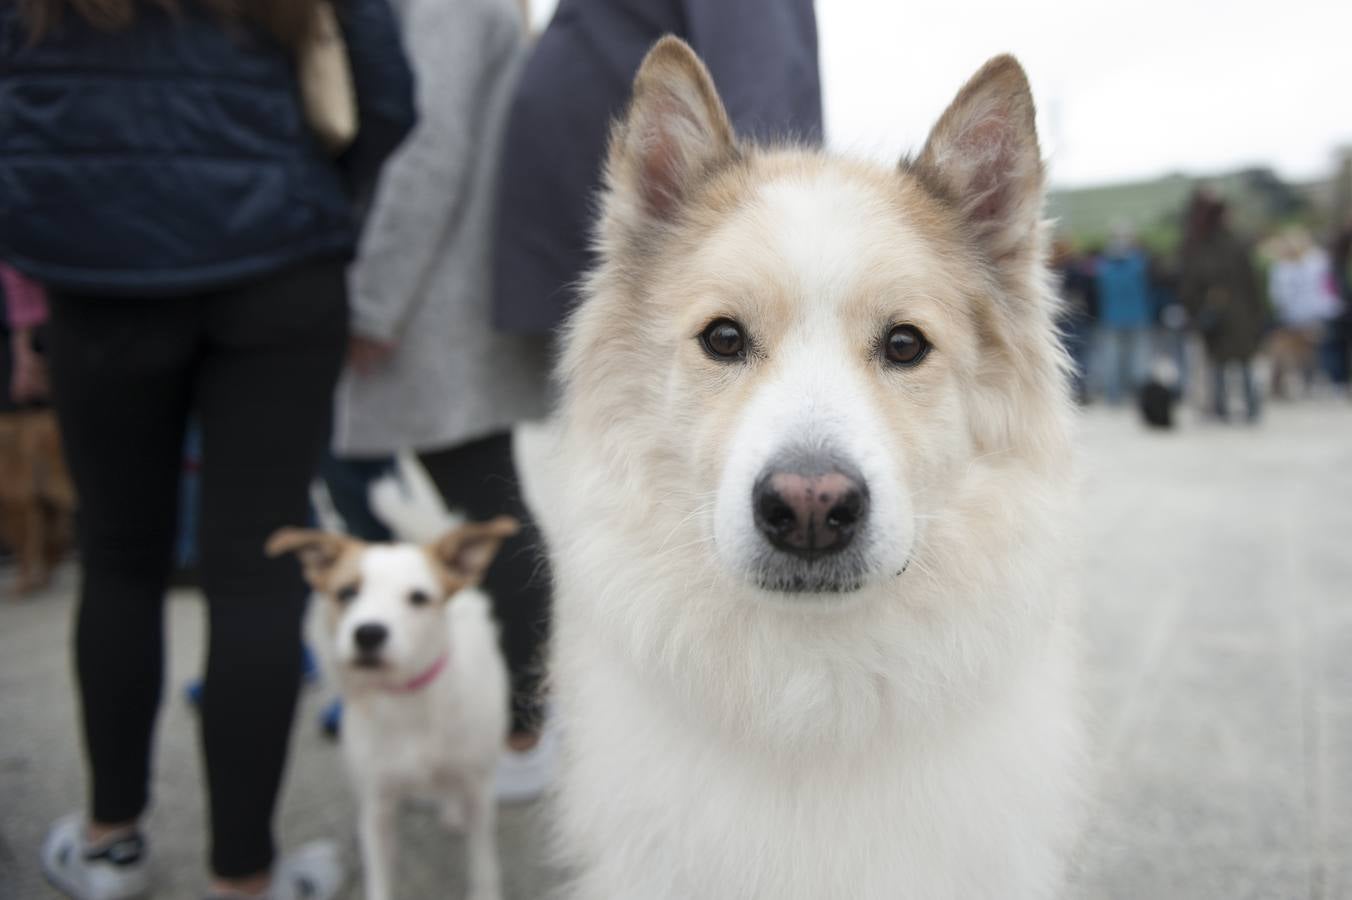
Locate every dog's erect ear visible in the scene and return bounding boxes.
[265,528,354,591]
[607,36,736,222]
[427,516,521,590]
[911,55,1044,267]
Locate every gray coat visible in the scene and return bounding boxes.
[333,0,549,457]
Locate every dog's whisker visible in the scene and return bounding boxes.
[653,501,718,555]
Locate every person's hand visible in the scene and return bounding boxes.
[348,334,396,376]
[11,331,49,403]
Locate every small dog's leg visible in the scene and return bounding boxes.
[462,780,502,900]
[358,790,397,900]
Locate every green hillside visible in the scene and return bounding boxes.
[1048,169,1317,251]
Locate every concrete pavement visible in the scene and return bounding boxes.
[1066,399,1352,900]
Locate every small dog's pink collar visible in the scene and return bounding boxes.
[388,652,449,693]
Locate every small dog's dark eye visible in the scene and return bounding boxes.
[408,590,430,607]
[335,584,359,604]
[884,325,929,366]
[700,319,747,361]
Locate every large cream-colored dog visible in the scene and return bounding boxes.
[543,38,1083,900]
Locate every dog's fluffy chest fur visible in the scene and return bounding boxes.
[550,566,1082,900]
[344,682,475,791]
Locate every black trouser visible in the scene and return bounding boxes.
[420,432,550,735]
[47,261,347,879]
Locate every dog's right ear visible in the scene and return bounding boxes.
[909,55,1044,273]
[265,528,353,591]
[426,516,521,591]
[605,36,737,226]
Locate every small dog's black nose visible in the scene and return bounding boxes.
[753,465,869,557]
[353,623,388,652]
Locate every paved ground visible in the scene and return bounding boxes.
[1,398,1350,899]
[1066,398,1352,900]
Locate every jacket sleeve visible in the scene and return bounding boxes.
[334,0,418,201]
[684,0,824,143]
[348,5,516,342]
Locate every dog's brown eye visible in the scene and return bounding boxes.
[336,584,359,604]
[700,319,747,361]
[885,325,929,366]
[408,590,430,607]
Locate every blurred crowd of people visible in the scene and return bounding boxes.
[1053,191,1351,423]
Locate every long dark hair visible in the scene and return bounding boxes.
[17,0,322,46]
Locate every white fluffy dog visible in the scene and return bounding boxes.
[268,487,517,900]
[539,38,1084,900]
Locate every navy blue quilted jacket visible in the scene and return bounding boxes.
[0,1,415,296]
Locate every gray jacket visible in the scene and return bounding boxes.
[333,0,549,457]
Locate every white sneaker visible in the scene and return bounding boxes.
[41,813,150,900]
[266,840,345,900]
[204,840,345,900]
[494,717,559,804]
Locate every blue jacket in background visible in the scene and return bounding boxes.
[1094,250,1154,329]
[492,0,823,335]
[0,1,415,297]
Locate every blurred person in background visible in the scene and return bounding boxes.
[493,0,824,337]
[1051,239,1097,404]
[0,1,414,898]
[1328,215,1352,390]
[330,0,557,799]
[1266,225,1344,397]
[1334,215,1352,303]
[1179,191,1266,423]
[1092,225,1154,404]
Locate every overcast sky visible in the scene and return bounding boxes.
[531,0,1352,189]
[819,0,1352,187]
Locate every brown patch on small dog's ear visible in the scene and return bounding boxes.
[425,516,521,591]
[909,55,1043,267]
[265,528,360,592]
[607,36,737,222]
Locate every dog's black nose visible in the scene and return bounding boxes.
[353,623,388,652]
[753,466,868,557]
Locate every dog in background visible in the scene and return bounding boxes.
[0,408,76,595]
[268,496,517,900]
[1138,356,1181,429]
[540,38,1083,900]
[1,278,75,595]
[1264,325,1322,399]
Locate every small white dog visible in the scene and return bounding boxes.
[541,37,1084,900]
[268,509,517,900]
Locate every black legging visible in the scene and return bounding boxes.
[47,260,347,879]
[420,432,551,735]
